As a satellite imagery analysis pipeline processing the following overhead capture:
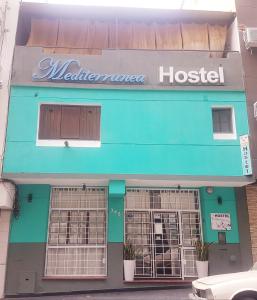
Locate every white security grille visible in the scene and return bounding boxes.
[126,189,199,210]
[183,249,197,277]
[181,212,201,247]
[125,211,153,277]
[45,187,107,277]
[125,188,201,279]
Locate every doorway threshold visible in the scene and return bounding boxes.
[124,279,193,284]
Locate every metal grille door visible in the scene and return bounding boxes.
[126,211,153,277]
[152,212,181,278]
[125,188,201,279]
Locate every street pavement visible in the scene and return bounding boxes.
[5,288,192,300]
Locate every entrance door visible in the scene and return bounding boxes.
[125,188,201,279]
[152,211,181,278]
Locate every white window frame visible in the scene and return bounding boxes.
[36,102,101,148]
[212,106,237,140]
[44,186,107,277]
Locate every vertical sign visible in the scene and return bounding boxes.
[240,135,252,175]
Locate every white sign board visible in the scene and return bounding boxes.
[240,135,253,176]
[211,213,231,231]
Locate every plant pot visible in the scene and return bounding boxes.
[124,260,136,281]
[196,260,208,278]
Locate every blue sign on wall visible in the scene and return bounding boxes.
[32,57,145,85]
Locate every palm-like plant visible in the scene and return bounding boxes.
[123,240,136,260]
[195,240,211,261]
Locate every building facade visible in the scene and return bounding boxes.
[0,1,19,299]
[236,0,257,265]
[2,2,254,296]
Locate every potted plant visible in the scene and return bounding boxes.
[123,240,136,281]
[195,240,211,278]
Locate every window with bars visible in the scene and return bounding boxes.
[38,104,101,145]
[45,187,107,277]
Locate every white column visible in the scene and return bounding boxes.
[0,0,20,171]
[0,1,20,299]
[0,210,11,299]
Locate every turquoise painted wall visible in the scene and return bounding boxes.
[200,187,239,243]
[10,184,239,244]
[108,180,125,242]
[4,86,248,176]
[9,184,51,243]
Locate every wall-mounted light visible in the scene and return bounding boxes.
[27,193,33,203]
[64,141,69,147]
[206,186,214,194]
[217,196,223,205]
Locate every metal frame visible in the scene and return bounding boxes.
[125,188,202,279]
[44,186,107,277]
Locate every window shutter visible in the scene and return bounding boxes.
[60,106,81,139]
[80,106,100,140]
[38,104,61,139]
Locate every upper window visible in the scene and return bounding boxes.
[212,107,236,140]
[37,104,101,147]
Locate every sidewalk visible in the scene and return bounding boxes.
[5,288,191,300]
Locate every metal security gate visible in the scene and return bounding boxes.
[45,187,107,277]
[125,188,202,279]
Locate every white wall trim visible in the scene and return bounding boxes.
[2,176,254,187]
[36,139,101,148]
[213,132,237,140]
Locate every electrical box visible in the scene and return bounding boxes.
[244,28,257,49]
[0,182,15,209]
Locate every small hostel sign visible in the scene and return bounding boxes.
[211,213,231,231]
[32,57,145,85]
[240,135,253,176]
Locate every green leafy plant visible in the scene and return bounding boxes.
[123,240,136,260]
[195,240,212,261]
